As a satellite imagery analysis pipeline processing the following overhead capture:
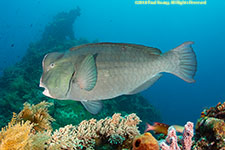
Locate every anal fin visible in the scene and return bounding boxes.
[128,74,162,95]
[81,100,103,114]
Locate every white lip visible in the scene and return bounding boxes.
[40,79,54,98]
[43,88,52,98]
[39,77,44,88]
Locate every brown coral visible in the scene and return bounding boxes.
[17,101,55,132]
[132,132,159,150]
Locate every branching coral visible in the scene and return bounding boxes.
[48,113,141,150]
[16,101,55,132]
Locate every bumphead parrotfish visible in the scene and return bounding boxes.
[39,42,197,114]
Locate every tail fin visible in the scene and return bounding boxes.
[163,42,197,83]
[145,123,155,132]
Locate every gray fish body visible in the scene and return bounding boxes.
[67,43,163,101]
[40,42,197,114]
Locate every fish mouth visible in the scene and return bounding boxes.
[39,78,55,98]
[42,88,53,98]
[39,77,45,88]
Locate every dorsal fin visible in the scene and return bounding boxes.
[69,43,161,55]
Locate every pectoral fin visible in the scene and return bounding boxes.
[75,54,97,91]
[81,100,103,114]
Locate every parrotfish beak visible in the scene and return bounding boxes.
[42,88,53,98]
[39,78,55,98]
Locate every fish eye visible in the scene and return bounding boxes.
[49,63,55,68]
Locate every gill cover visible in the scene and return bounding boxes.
[40,52,74,99]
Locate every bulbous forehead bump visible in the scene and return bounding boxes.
[42,52,65,70]
[42,54,49,70]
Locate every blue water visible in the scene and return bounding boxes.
[0,0,225,126]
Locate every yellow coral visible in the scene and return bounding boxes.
[17,101,55,132]
[0,112,52,150]
[0,114,33,150]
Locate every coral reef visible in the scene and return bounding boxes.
[0,102,142,150]
[159,122,194,150]
[192,102,225,150]
[156,102,225,150]
[132,132,159,150]
[49,113,141,150]
[53,95,162,132]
